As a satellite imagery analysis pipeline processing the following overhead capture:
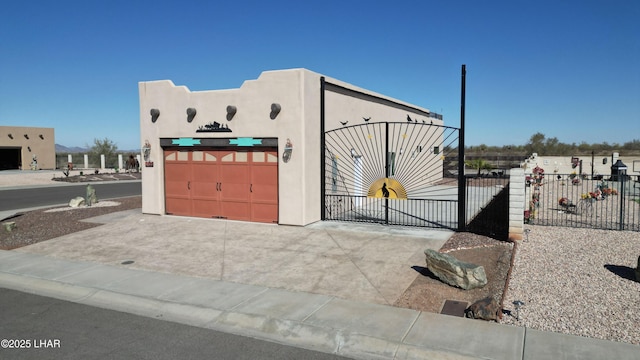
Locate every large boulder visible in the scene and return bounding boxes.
[424,249,487,290]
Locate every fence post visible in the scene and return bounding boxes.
[619,175,626,231]
[509,168,526,241]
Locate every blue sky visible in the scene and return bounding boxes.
[1,0,638,151]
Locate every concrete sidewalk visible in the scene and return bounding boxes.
[1,210,639,359]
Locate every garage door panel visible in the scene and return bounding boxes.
[251,165,277,183]
[250,184,277,203]
[251,203,278,223]
[220,201,251,221]
[221,183,250,202]
[192,180,218,198]
[192,199,220,218]
[251,165,277,204]
[165,197,191,216]
[220,163,249,182]
[165,154,191,215]
[220,163,250,210]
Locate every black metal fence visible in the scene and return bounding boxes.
[324,175,510,231]
[324,194,458,229]
[526,173,640,231]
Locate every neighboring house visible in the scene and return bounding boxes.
[0,126,55,170]
[139,68,446,226]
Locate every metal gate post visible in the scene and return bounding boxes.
[320,76,326,221]
[385,121,389,225]
[457,64,467,231]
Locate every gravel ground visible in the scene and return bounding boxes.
[501,225,640,345]
[0,196,142,250]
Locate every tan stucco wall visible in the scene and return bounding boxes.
[139,68,439,226]
[0,126,55,170]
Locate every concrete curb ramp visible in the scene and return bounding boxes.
[1,251,638,360]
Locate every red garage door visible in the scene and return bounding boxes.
[164,148,278,223]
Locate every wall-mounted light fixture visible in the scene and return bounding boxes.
[282,138,293,163]
[24,134,29,139]
[226,105,237,120]
[186,108,197,123]
[270,103,281,119]
[39,134,44,139]
[7,133,12,139]
[150,108,160,123]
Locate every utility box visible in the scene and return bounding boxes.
[610,160,627,181]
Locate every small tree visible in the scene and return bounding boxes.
[87,138,118,168]
[465,158,493,177]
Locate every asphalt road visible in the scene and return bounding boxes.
[0,182,141,211]
[0,288,351,360]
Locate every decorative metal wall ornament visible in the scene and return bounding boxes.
[24,134,29,139]
[150,108,160,123]
[226,105,237,120]
[186,107,197,122]
[363,117,371,122]
[196,121,232,133]
[270,103,281,119]
[7,134,12,139]
[39,134,44,139]
[282,138,293,163]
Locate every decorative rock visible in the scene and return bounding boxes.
[69,196,85,208]
[466,297,500,321]
[3,221,16,232]
[424,249,487,290]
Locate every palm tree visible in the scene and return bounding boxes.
[465,159,493,177]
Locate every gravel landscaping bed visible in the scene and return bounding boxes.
[501,225,640,345]
[0,196,141,250]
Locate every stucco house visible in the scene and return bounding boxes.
[139,68,447,226]
[0,126,55,170]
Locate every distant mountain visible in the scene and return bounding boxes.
[55,144,88,153]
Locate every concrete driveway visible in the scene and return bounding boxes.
[15,211,453,306]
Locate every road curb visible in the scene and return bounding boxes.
[0,271,480,360]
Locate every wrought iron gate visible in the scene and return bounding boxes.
[322,121,461,229]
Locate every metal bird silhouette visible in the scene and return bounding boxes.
[363,117,371,122]
[406,115,413,122]
[340,121,348,126]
